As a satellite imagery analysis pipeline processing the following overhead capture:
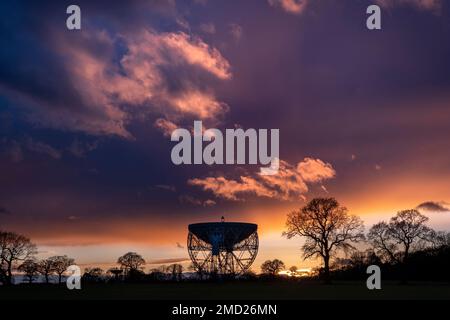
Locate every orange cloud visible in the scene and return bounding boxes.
[188,158,335,201]
[154,118,178,137]
[163,32,231,80]
[268,0,309,15]
[28,28,232,139]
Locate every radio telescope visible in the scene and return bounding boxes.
[187,218,258,276]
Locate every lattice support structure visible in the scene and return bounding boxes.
[187,229,258,276]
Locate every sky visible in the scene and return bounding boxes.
[1,0,450,271]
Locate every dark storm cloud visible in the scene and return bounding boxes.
[0,0,231,139]
[417,201,450,212]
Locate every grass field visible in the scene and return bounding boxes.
[1,281,450,300]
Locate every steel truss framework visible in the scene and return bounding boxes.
[187,230,258,275]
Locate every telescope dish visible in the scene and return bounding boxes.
[187,221,258,276]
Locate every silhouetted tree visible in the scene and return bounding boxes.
[83,267,104,282]
[127,268,145,281]
[148,268,166,281]
[37,258,55,284]
[261,259,285,276]
[367,210,435,264]
[430,231,450,248]
[117,252,146,276]
[289,266,298,276]
[18,259,39,284]
[241,270,257,280]
[0,231,37,285]
[167,263,183,281]
[108,268,123,281]
[49,255,75,284]
[283,198,365,283]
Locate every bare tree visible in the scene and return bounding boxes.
[289,265,298,276]
[49,255,75,284]
[108,268,123,281]
[37,258,55,284]
[430,231,450,248]
[18,259,39,284]
[0,231,37,285]
[83,267,104,282]
[261,259,285,276]
[117,252,146,275]
[167,263,184,281]
[368,209,435,264]
[283,198,365,283]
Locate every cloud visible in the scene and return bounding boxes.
[296,157,336,182]
[25,138,61,159]
[148,257,190,264]
[2,25,231,139]
[2,138,61,161]
[188,158,335,201]
[179,195,203,206]
[67,139,99,158]
[165,89,228,120]
[154,118,178,137]
[176,242,184,249]
[155,184,177,192]
[268,0,309,15]
[199,23,216,34]
[229,23,243,42]
[416,201,450,212]
[203,199,216,207]
[178,195,217,206]
[161,32,231,80]
[376,0,442,12]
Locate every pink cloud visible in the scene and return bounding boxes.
[162,32,231,80]
[296,157,336,183]
[229,23,243,42]
[188,158,336,201]
[154,118,178,137]
[24,29,231,139]
[268,0,309,15]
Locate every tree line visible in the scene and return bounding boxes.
[0,238,187,285]
[0,231,76,285]
[2,197,450,285]
[259,197,450,283]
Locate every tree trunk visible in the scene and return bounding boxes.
[58,273,62,284]
[323,254,331,284]
[45,273,49,284]
[5,274,12,285]
[6,261,13,285]
[400,246,410,284]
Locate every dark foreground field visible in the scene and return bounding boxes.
[1,281,450,300]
